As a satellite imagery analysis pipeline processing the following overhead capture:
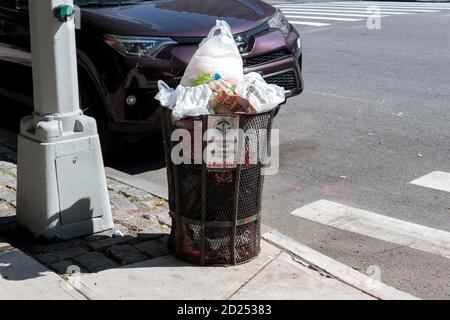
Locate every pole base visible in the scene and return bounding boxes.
[16,114,113,240]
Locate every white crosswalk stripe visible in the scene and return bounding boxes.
[290,200,450,259]
[410,171,450,193]
[286,12,386,17]
[286,15,363,21]
[298,4,450,10]
[282,8,414,15]
[331,1,450,9]
[274,1,450,28]
[304,1,450,8]
[280,6,438,13]
[289,21,331,26]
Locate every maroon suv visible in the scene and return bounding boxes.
[0,0,303,155]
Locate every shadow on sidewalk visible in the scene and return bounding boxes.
[0,217,186,281]
[0,249,50,281]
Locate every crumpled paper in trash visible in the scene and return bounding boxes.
[235,72,286,114]
[156,72,285,120]
[156,80,215,120]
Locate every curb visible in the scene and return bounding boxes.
[263,230,421,300]
[105,167,168,200]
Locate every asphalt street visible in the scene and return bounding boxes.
[254,0,450,299]
[1,1,449,299]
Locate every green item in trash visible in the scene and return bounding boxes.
[194,73,214,86]
[194,73,222,86]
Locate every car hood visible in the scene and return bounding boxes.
[81,0,275,37]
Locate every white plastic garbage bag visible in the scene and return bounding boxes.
[235,72,286,113]
[155,80,215,120]
[180,20,244,87]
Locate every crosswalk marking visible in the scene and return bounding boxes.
[410,171,450,193]
[333,1,450,8]
[283,9,407,16]
[281,8,416,15]
[276,4,441,9]
[278,6,438,13]
[273,1,450,28]
[341,1,450,3]
[277,2,450,7]
[275,3,450,10]
[285,15,362,22]
[291,200,450,259]
[287,12,385,18]
[312,5,449,11]
[289,21,331,27]
[320,2,450,9]
[310,3,450,7]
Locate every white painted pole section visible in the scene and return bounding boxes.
[29,0,80,116]
[17,0,113,240]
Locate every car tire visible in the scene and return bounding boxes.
[79,75,124,163]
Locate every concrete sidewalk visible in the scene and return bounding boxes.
[0,245,85,300]
[72,240,375,300]
[0,238,372,300]
[1,231,421,300]
[1,228,416,302]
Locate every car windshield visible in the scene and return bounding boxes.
[75,0,150,6]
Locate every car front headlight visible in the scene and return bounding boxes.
[104,35,177,58]
[268,9,291,36]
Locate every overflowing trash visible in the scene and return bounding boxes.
[156,20,285,121]
[158,20,283,266]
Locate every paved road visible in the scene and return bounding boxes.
[1,1,449,299]
[267,1,450,299]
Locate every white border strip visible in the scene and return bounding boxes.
[275,4,450,10]
[286,12,385,17]
[281,8,415,14]
[285,15,362,21]
[410,171,450,193]
[278,6,439,12]
[291,200,450,259]
[289,21,331,26]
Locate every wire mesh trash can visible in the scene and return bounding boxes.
[160,106,279,266]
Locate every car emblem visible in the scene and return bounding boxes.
[234,36,249,53]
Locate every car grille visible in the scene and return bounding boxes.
[264,70,298,91]
[244,49,291,67]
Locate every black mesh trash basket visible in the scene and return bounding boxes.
[160,105,279,266]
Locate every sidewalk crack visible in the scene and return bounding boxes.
[225,250,282,300]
